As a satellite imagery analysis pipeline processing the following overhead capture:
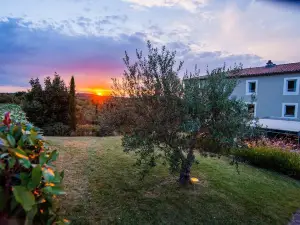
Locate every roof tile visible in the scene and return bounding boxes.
[232,62,300,77]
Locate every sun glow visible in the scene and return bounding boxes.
[80,88,111,96]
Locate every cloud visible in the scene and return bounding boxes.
[174,44,264,73]
[164,40,263,73]
[40,14,129,36]
[105,15,128,22]
[207,0,300,62]
[0,17,265,92]
[122,0,208,12]
[0,18,146,91]
[166,42,191,57]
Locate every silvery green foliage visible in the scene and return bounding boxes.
[185,66,262,150]
[113,41,260,184]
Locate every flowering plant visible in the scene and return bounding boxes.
[244,136,299,152]
[0,112,69,225]
[0,104,28,124]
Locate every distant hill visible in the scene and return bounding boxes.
[77,93,112,104]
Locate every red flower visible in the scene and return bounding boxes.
[3,112,11,127]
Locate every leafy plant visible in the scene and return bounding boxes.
[0,104,28,124]
[0,112,69,225]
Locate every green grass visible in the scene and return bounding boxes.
[48,136,300,225]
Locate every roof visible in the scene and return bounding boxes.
[197,61,300,79]
[233,62,300,78]
[256,118,300,133]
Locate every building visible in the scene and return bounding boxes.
[192,60,300,139]
[230,60,300,120]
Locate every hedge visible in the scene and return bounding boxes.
[233,147,300,179]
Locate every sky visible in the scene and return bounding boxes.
[0,0,300,94]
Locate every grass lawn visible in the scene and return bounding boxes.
[48,136,300,225]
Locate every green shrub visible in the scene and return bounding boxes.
[0,112,69,224]
[75,124,100,136]
[233,147,300,179]
[0,104,28,123]
[97,124,116,137]
[42,123,71,136]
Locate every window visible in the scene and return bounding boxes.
[246,102,256,117]
[285,105,295,116]
[282,103,298,119]
[246,80,258,95]
[287,80,296,92]
[283,77,300,95]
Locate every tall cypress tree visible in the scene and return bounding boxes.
[69,76,77,131]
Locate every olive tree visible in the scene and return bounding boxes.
[185,66,260,153]
[112,41,259,185]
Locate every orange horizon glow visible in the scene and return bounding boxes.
[78,88,112,96]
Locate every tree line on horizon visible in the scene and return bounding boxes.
[0,92,26,104]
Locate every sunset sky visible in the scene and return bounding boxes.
[1,0,299,94]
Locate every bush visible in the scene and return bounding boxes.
[0,104,28,123]
[97,124,116,137]
[42,123,71,136]
[233,147,300,179]
[0,112,69,224]
[75,124,100,136]
[95,99,135,137]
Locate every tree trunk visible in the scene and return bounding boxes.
[179,149,195,185]
[179,132,197,185]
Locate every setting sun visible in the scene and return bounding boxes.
[89,88,112,96]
